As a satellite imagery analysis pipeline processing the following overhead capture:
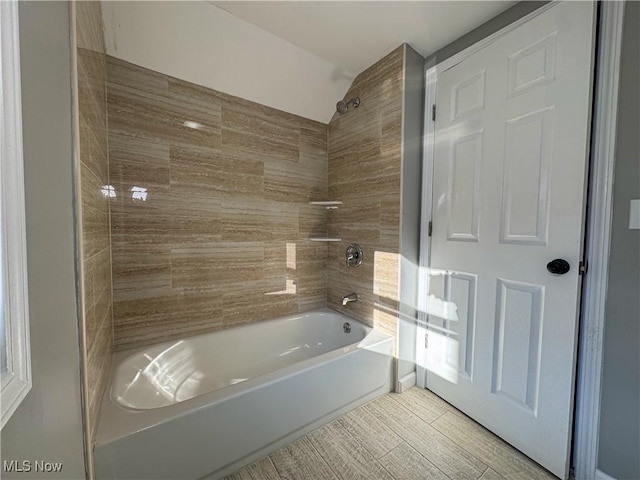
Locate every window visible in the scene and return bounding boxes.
[1,0,31,429]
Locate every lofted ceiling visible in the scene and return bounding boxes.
[102,1,517,123]
[211,1,517,77]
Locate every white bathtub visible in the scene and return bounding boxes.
[94,308,393,479]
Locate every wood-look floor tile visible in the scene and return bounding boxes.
[479,468,507,480]
[337,405,403,458]
[365,395,487,480]
[269,436,338,480]
[224,456,282,480]
[307,421,393,480]
[389,388,450,424]
[378,442,450,480]
[504,472,558,480]
[431,411,557,480]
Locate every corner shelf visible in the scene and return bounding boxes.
[309,237,342,242]
[309,201,342,210]
[308,201,341,242]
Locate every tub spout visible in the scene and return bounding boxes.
[341,293,358,306]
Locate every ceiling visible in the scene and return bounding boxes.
[103,1,519,123]
[211,1,517,77]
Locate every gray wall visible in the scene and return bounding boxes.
[398,45,424,382]
[0,2,86,478]
[598,2,640,478]
[423,2,548,68]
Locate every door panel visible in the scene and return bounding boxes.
[423,3,595,478]
[492,278,544,414]
[447,130,482,241]
[500,107,553,245]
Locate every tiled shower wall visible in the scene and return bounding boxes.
[327,46,405,345]
[107,58,329,350]
[75,2,113,442]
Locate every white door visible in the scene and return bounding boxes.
[420,3,595,478]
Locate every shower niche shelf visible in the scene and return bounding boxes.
[309,237,342,242]
[309,201,342,209]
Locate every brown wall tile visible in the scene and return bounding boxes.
[327,46,405,353]
[107,58,329,349]
[75,1,113,446]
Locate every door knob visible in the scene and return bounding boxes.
[546,259,570,275]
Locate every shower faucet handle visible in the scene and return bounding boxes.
[345,244,363,267]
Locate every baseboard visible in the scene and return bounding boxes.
[396,371,416,393]
[596,468,617,480]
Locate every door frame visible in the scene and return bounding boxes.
[573,2,625,479]
[416,1,624,477]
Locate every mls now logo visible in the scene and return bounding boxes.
[3,460,63,473]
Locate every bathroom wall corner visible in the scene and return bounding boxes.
[327,45,405,353]
[398,44,425,384]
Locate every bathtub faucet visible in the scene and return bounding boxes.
[341,293,358,306]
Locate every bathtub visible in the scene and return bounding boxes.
[94,308,393,479]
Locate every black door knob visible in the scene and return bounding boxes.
[547,259,571,275]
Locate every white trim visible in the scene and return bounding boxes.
[426,2,556,82]
[595,469,617,480]
[573,2,625,479]
[416,1,557,390]
[0,0,31,430]
[396,371,417,393]
[416,67,436,389]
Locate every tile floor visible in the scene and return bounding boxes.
[224,387,558,480]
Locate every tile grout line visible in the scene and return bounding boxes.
[359,400,442,474]
[427,406,553,480]
[361,400,452,480]
[367,395,488,479]
[265,455,283,480]
[303,433,343,480]
[381,441,454,480]
[266,453,285,480]
[331,416,398,480]
[479,466,491,480]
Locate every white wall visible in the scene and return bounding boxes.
[101,1,354,124]
[0,2,86,478]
